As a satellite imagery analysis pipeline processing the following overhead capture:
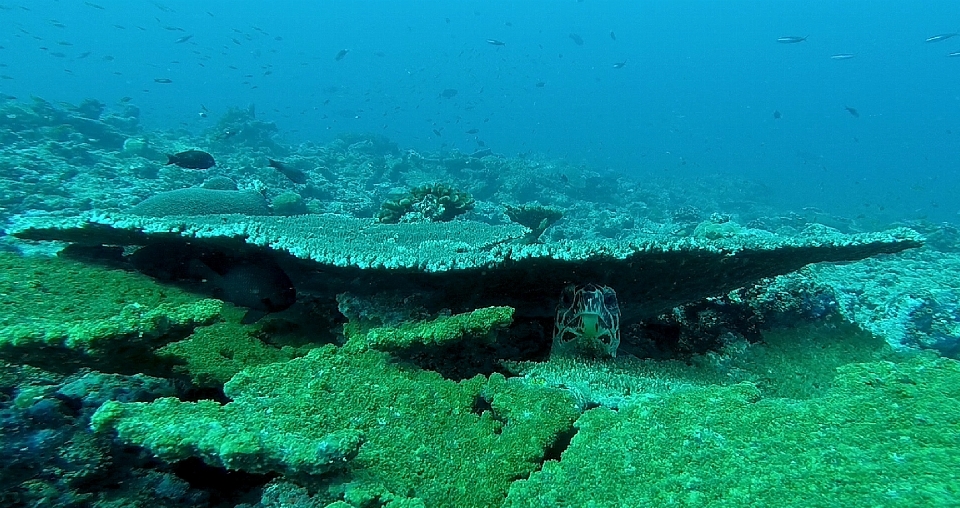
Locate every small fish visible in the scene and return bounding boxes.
[439,88,458,98]
[77,51,91,59]
[268,159,308,184]
[844,106,859,118]
[153,78,173,83]
[465,128,479,134]
[433,128,442,137]
[175,34,193,43]
[777,35,808,43]
[612,60,626,68]
[535,81,545,87]
[610,30,617,41]
[103,55,115,61]
[773,110,781,119]
[486,39,505,46]
[57,41,73,46]
[84,2,105,9]
[166,150,215,169]
[569,33,584,45]
[949,50,960,57]
[119,96,133,103]
[925,33,958,43]
[830,53,855,60]
[334,49,349,61]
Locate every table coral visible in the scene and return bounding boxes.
[0,253,222,374]
[504,354,960,507]
[91,345,580,507]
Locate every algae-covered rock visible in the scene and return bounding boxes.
[0,254,222,374]
[92,345,580,507]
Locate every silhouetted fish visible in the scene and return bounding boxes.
[486,39,505,46]
[925,33,958,43]
[569,33,584,45]
[844,106,859,118]
[773,110,782,119]
[268,159,308,184]
[613,60,626,68]
[166,150,215,169]
[153,78,173,83]
[334,48,349,60]
[610,31,617,41]
[440,88,458,98]
[777,36,808,43]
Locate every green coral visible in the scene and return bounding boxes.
[377,183,475,224]
[0,254,222,374]
[345,306,514,352]
[92,345,579,507]
[504,354,960,507]
[158,320,302,387]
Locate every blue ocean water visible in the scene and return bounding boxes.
[2,0,959,220]
[3,2,960,507]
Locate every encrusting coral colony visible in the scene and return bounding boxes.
[1,98,959,507]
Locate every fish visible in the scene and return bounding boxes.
[77,51,91,58]
[166,150,215,169]
[486,39,505,46]
[334,48,349,61]
[776,36,808,43]
[433,129,442,137]
[535,81,545,87]
[612,60,626,68]
[175,34,193,43]
[844,106,859,118]
[465,128,479,134]
[610,31,617,41]
[439,88,458,98]
[830,53,855,60]
[949,51,960,57]
[153,78,173,83]
[84,2,105,9]
[925,33,959,43]
[179,256,296,324]
[773,110,782,119]
[569,33,584,45]
[268,159,308,184]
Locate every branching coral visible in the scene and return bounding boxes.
[377,183,475,224]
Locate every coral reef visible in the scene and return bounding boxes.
[10,212,922,326]
[92,345,580,507]
[504,353,960,507]
[376,183,476,224]
[0,254,222,375]
[3,96,959,507]
[129,188,271,217]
